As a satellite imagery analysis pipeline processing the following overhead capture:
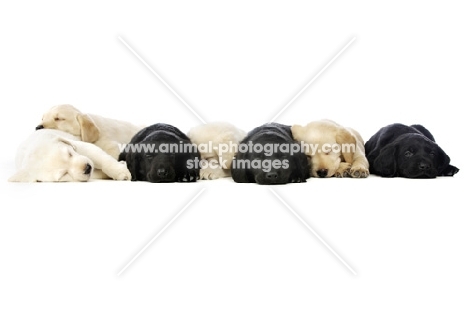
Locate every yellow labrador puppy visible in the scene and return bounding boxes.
[9,129,131,182]
[187,122,246,180]
[36,104,143,159]
[291,120,369,178]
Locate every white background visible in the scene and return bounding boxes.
[1,1,467,310]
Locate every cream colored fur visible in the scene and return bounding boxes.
[37,104,143,159]
[9,129,131,182]
[187,122,246,180]
[291,119,369,178]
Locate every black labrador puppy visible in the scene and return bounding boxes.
[365,123,459,178]
[119,123,200,182]
[231,123,310,184]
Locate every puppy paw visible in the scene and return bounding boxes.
[200,167,228,180]
[441,165,459,176]
[350,165,369,178]
[110,162,132,181]
[334,163,351,178]
[178,170,199,182]
[290,175,306,183]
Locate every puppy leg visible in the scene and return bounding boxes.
[349,158,370,178]
[95,140,121,159]
[72,141,131,181]
[344,132,369,178]
[349,146,370,178]
[334,162,352,177]
[440,164,460,176]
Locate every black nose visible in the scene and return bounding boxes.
[265,172,278,180]
[157,168,168,177]
[36,125,44,130]
[84,164,92,175]
[317,169,328,178]
[419,162,431,170]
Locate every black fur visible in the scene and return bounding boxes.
[119,123,200,182]
[231,123,310,185]
[365,123,459,178]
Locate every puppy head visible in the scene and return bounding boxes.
[233,140,306,185]
[9,137,93,182]
[124,146,176,183]
[292,121,356,178]
[375,134,450,178]
[37,105,100,143]
[252,150,291,185]
[145,152,177,183]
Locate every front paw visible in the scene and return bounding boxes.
[178,170,199,182]
[334,163,351,178]
[290,175,306,183]
[350,165,369,178]
[108,161,131,181]
[441,165,459,176]
[200,167,229,180]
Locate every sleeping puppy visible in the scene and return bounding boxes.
[9,129,131,182]
[119,123,201,182]
[187,122,246,180]
[365,123,459,178]
[231,123,310,185]
[36,104,143,159]
[291,120,369,178]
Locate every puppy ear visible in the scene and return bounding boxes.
[231,156,251,183]
[291,125,305,141]
[77,114,100,143]
[125,152,140,181]
[373,144,398,177]
[336,127,356,163]
[56,137,77,150]
[8,169,35,182]
[291,148,311,181]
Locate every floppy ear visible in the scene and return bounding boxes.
[125,152,141,181]
[336,127,356,163]
[373,144,398,177]
[291,148,311,181]
[56,137,76,150]
[77,114,100,143]
[231,156,251,183]
[8,169,35,182]
[291,125,305,141]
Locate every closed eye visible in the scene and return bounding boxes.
[54,117,65,121]
[429,151,436,157]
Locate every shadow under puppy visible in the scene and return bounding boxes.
[365,123,459,178]
[231,123,310,185]
[119,123,200,182]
